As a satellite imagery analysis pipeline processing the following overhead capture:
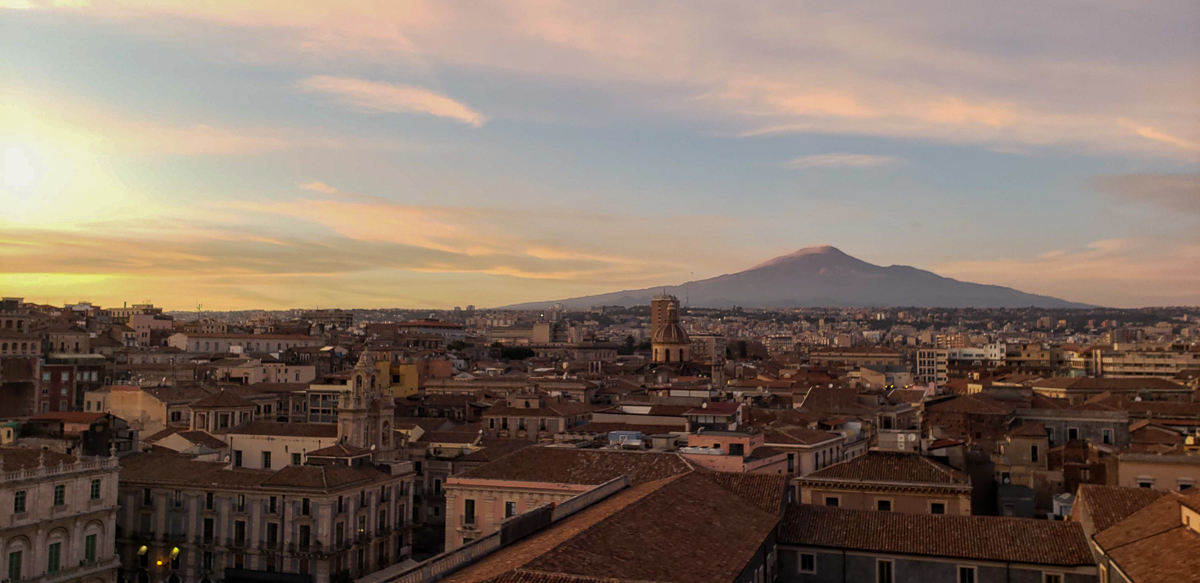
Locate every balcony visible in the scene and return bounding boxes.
[459,515,479,530]
[193,535,216,546]
[20,556,119,583]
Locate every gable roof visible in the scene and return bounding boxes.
[926,393,1014,415]
[0,447,78,471]
[779,504,1094,567]
[1075,484,1169,532]
[1092,491,1200,583]
[799,451,969,487]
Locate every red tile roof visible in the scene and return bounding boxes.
[1075,484,1169,532]
[799,451,969,486]
[779,504,1094,567]
[456,447,691,486]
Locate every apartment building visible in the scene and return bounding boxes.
[794,451,972,515]
[777,504,1098,582]
[1,448,121,583]
[443,447,692,550]
[116,451,415,583]
[166,333,322,354]
[915,348,948,388]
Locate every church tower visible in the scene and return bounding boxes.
[338,352,396,460]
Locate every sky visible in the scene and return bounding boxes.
[1,1,1198,310]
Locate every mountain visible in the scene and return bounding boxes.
[501,245,1092,309]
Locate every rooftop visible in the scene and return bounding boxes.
[455,447,692,486]
[779,503,1094,567]
[799,451,970,487]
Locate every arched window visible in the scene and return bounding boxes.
[355,375,363,389]
[664,349,671,363]
[2,342,7,353]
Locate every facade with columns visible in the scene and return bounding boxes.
[0,448,121,583]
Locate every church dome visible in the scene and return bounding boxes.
[652,322,690,345]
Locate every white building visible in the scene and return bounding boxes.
[916,348,948,388]
[1,448,121,583]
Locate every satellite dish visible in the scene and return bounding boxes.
[908,434,917,441]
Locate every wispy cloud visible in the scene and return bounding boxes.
[295,76,486,127]
[1118,119,1200,152]
[783,154,902,170]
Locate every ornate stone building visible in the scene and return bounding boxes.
[1,448,121,583]
[337,355,395,461]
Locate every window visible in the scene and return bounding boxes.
[1102,429,1113,445]
[336,522,345,546]
[266,523,279,548]
[174,490,182,507]
[205,492,214,510]
[799,552,816,574]
[505,501,517,518]
[203,518,214,542]
[958,566,976,583]
[824,496,839,507]
[53,484,65,506]
[930,502,946,515]
[876,499,892,512]
[464,499,476,524]
[236,494,246,512]
[876,559,893,583]
[85,534,97,563]
[234,521,246,545]
[1044,574,1063,583]
[292,453,302,466]
[262,451,271,469]
[234,450,243,467]
[1067,427,1079,441]
[302,498,311,516]
[1180,480,1195,492]
[14,490,26,513]
[47,543,61,574]
[219,414,230,429]
[1031,444,1039,463]
[1137,478,1155,489]
[8,550,22,581]
[1003,503,1015,516]
[299,525,311,551]
[269,496,277,513]
[90,479,101,500]
[203,551,213,570]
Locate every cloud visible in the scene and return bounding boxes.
[1118,119,1200,152]
[296,76,486,127]
[935,239,1200,307]
[297,181,386,203]
[1090,173,1200,215]
[784,154,902,170]
[14,2,1198,157]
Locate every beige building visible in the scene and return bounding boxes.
[1,448,121,583]
[1117,450,1200,492]
[117,451,415,583]
[795,451,972,515]
[480,393,598,442]
[167,333,321,353]
[442,447,692,550]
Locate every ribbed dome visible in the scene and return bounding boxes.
[652,322,690,345]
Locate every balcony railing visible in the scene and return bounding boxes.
[459,515,478,530]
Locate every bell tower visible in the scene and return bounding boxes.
[338,352,396,459]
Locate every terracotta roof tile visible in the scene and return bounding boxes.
[189,389,256,409]
[225,421,338,438]
[779,504,1094,567]
[799,451,969,486]
[456,448,691,486]
[0,447,78,471]
[1075,484,1168,532]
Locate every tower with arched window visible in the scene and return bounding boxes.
[337,353,396,459]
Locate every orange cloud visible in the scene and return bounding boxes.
[296,76,486,127]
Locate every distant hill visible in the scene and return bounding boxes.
[501,245,1092,309]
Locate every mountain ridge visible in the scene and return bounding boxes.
[499,246,1093,310]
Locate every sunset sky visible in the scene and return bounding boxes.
[2,1,1198,309]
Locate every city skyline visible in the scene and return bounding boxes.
[2,1,1199,309]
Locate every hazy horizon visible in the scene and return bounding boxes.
[3,2,1198,309]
